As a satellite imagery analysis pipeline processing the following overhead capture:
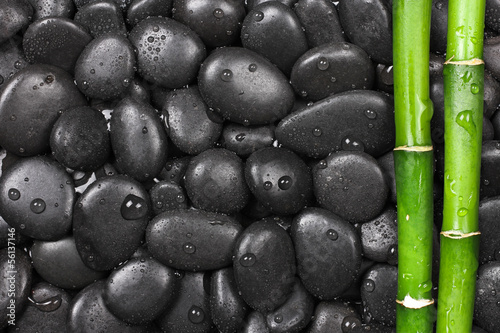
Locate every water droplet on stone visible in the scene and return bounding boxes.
[263,181,273,190]
[312,127,322,137]
[254,11,264,21]
[188,305,205,324]
[8,189,20,201]
[364,109,377,119]
[30,198,46,214]
[142,126,148,134]
[183,242,196,254]
[317,57,329,70]
[121,194,148,220]
[29,296,62,312]
[147,36,154,43]
[274,314,283,323]
[220,69,233,82]
[326,229,338,240]
[484,179,490,186]
[363,279,375,292]
[235,133,245,142]
[10,115,16,121]
[153,25,159,32]
[239,253,256,267]
[342,137,365,151]
[387,245,398,265]
[341,316,362,332]
[278,176,293,190]
[248,63,257,72]
[318,160,327,169]
[176,194,185,203]
[45,75,54,84]
[213,8,224,18]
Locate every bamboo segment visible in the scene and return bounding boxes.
[393,1,435,331]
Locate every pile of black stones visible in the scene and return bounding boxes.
[0,0,499,332]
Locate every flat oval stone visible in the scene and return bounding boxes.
[361,205,398,263]
[68,280,148,332]
[198,47,295,125]
[156,271,212,333]
[338,0,392,64]
[307,301,361,333]
[74,0,127,38]
[210,268,249,333]
[276,90,395,159]
[162,85,223,155]
[127,0,172,26]
[129,16,206,88]
[233,220,296,313]
[313,151,389,223]
[110,97,168,182]
[0,156,74,240]
[245,147,313,215]
[361,264,397,326]
[31,236,108,289]
[290,42,374,101]
[222,123,274,156]
[172,0,246,48]
[146,209,243,271]
[0,36,29,94]
[0,64,87,156]
[184,148,249,214]
[241,1,308,75]
[23,17,92,73]
[294,0,345,48]
[149,181,188,215]
[28,0,75,20]
[50,106,110,171]
[104,257,178,325]
[0,0,33,44]
[291,207,362,300]
[13,282,71,333]
[74,33,135,100]
[73,175,151,271]
[480,140,500,199]
[0,248,32,329]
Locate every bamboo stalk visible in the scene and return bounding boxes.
[436,1,485,332]
[393,1,435,331]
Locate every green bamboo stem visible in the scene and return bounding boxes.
[436,1,485,332]
[393,1,435,331]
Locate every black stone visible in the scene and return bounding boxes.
[474,261,500,333]
[74,0,127,38]
[149,181,188,215]
[0,0,33,45]
[127,0,172,26]
[480,140,500,199]
[221,123,274,157]
[360,205,398,263]
[28,0,75,20]
[307,301,361,333]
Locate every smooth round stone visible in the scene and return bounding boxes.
[361,264,397,326]
[104,257,177,325]
[110,97,168,182]
[74,33,135,100]
[294,0,345,48]
[146,209,243,271]
[222,123,274,156]
[127,0,172,26]
[184,148,249,214]
[307,301,361,333]
[275,90,395,159]
[74,0,127,38]
[129,16,206,89]
[239,311,269,333]
[291,207,362,300]
[0,156,74,240]
[233,220,296,313]
[338,0,392,64]
[0,248,32,330]
[149,181,188,215]
[210,268,248,333]
[480,140,500,199]
[313,151,389,223]
[156,271,212,333]
[245,147,313,216]
[474,262,500,333]
[172,0,246,48]
[0,36,29,94]
[73,175,151,271]
[290,42,374,101]
[241,2,307,75]
[28,0,75,20]
[478,197,500,263]
[50,106,110,171]
[11,282,71,333]
[68,280,148,332]
[0,64,87,156]
[361,205,398,263]
[198,47,295,125]
[31,236,107,289]
[162,85,223,155]
[23,17,92,73]
[0,0,33,45]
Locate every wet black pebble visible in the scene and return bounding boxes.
[23,17,93,73]
[11,282,71,333]
[377,151,397,203]
[146,209,242,271]
[110,97,168,182]
[484,36,500,80]
[184,148,249,214]
[210,267,248,333]
[0,156,74,240]
[430,0,448,54]
[74,0,127,38]
[31,236,108,289]
[0,36,29,93]
[306,300,361,333]
[239,310,269,333]
[149,180,188,215]
[313,151,389,223]
[480,140,500,199]
[73,175,151,271]
[292,207,362,300]
[0,216,30,249]
[245,147,313,216]
[158,156,191,184]
[162,85,223,155]
[486,0,500,32]
[484,72,500,119]
[0,0,33,45]
[28,0,75,20]
[290,42,374,101]
[198,47,295,125]
[474,261,500,332]
[222,123,274,156]
[478,196,500,263]
[241,1,308,75]
[276,90,395,159]
[74,33,135,100]
[361,205,398,263]
[172,0,246,48]
[50,106,110,171]
[74,0,133,11]
[104,257,178,325]
[0,64,87,156]
[67,280,148,332]
[233,220,296,313]
[361,263,397,326]
[129,16,206,88]
[127,0,172,27]
[246,0,298,11]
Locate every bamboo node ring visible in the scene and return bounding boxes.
[394,145,433,152]
[440,230,481,239]
[396,295,435,309]
[444,55,484,65]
